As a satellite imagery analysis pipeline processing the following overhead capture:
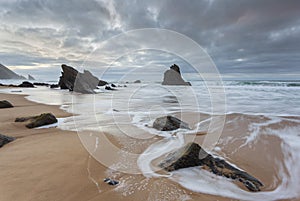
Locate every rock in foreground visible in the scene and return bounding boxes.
[153,116,190,131]
[159,142,263,192]
[0,134,15,148]
[0,100,13,108]
[162,64,191,86]
[15,113,58,129]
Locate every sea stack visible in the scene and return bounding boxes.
[58,64,100,94]
[162,64,191,86]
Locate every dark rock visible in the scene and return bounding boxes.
[159,142,263,192]
[58,64,100,94]
[162,64,191,86]
[134,80,141,83]
[0,134,15,148]
[153,116,190,131]
[33,82,50,86]
[105,86,116,91]
[98,80,108,86]
[124,85,127,87]
[104,178,119,186]
[0,100,13,108]
[111,83,116,87]
[58,64,78,90]
[28,74,35,80]
[18,81,34,88]
[15,113,58,129]
[50,84,59,88]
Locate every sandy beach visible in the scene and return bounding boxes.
[0,92,238,201]
[1,91,299,201]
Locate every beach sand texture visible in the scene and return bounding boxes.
[0,92,299,201]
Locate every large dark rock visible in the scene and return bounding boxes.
[162,64,191,86]
[58,64,101,94]
[0,100,13,108]
[18,81,34,88]
[15,113,58,129]
[0,134,15,148]
[58,64,78,90]
[159,142,263,192]
[153,116,190,131]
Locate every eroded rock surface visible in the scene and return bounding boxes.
[15,113,58,129]
[162,64,191,86]
[159,142,263,192]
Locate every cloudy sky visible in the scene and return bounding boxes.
[0,0,300,80]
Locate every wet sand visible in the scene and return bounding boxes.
[0,92,299,201]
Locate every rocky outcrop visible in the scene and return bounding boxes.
[159,142,263,192]
[0,100,13,108]
[58,64,78,90]
[58,64,101,94]
[18,81,34,88]
[162,64,191,86]
[0,63,26,79]
[98,80,108,86]
[28,74,35,80]
[0,134,15,148]
[15,113,58,129]
[74,70,99,94]
[153,116,190,131]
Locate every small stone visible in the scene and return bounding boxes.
[104,178,119,186]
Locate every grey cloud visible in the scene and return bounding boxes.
[0,0,300,79]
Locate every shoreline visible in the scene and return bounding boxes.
[0,92,231,201]
[1,91,300,201]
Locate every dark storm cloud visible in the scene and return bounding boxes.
[0,0,300,79]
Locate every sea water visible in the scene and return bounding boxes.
[1,79,300,200]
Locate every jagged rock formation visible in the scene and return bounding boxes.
[153,116,190,131]
[162,64,191,86]
[58,64,106,94]
[0,100,13,108]
[74,70,100,94]
[0,134,15,148]
[28,74,35,80]
[159,142,263,192]
[58,64,78,90]
[15,113,58,129]
[0,63,25,79]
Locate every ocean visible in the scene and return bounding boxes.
[1,79,300,200]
